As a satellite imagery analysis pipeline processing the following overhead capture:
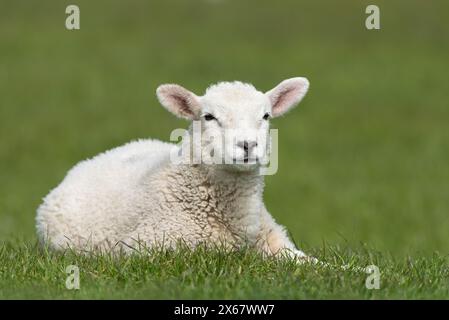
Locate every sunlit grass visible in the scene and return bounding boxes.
[0,242,447,299]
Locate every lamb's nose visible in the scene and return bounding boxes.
[237,140,258,153]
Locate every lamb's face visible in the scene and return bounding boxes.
[196,83,271,170]
[157,78,309,172]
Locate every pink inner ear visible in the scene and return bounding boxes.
[170,93,194,117]
[271,86,300,116]
[157,84,200,119]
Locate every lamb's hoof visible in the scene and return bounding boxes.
[295,255,320,265]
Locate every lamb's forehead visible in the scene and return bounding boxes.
[202,81,267,106]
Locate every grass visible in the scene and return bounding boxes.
[1,243,447,299]
[1,0,449,299]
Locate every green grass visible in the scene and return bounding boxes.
[0,243,447,299]
[1,0,449,299]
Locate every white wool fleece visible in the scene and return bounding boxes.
[36,77,313,261]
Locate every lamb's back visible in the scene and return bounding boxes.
[36,139,176,250]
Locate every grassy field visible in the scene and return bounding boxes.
[0,0,448,299]
[1,243,448,299]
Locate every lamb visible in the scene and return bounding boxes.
[36,77,312,261]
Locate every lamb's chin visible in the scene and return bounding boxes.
[221,162,260,173]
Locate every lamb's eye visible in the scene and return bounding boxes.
[204,114,217,121]
[262,113,270,120]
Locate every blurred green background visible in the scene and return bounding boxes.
[1,0,448,256]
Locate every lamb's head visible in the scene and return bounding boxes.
[156,77,309,172]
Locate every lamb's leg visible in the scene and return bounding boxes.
[257,207,317,263]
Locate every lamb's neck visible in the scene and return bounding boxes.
[170,163,264,198]
[157,162,264,218]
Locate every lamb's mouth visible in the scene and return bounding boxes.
[231,157,258,164]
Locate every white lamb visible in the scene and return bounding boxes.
[36,77,312,261]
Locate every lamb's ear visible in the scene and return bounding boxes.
[156,84,201,120]
[265,77,309,117]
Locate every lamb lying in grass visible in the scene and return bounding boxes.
[36,77,313,261]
